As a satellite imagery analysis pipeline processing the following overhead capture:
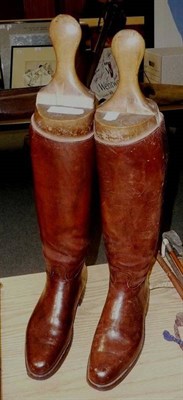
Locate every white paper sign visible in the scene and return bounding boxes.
[90,47,119,101]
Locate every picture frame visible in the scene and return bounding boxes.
[10,45,56,88]
[0,19,51,89]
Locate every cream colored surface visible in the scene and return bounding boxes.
[1,262,183,400]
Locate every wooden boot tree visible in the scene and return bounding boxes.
[95,29,162,143]
[33,14,95,138]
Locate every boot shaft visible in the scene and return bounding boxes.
[94,30,167,287]
[29,15,95,277]
[30,125,95,276]
[96,120,166,275]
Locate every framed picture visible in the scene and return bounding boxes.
[0,19,51,88]
[10,45,56,88]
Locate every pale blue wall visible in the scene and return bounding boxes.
[168,0,183,37]
[154,0,182,47]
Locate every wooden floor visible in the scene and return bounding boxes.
[1,262,183,400]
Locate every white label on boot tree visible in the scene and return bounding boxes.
[47,106,84,115]
[103,111,120,121]
[37,93,94,109]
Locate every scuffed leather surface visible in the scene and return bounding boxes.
[26,265,86,378]
[25,126,94,379]
[87,121,167,389]
[88,279,149,389]
[30,128,94,275]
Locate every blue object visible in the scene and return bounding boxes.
[163,330,183,345]
[168,0,183,38]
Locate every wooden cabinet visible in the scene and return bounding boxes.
[23,0,56,18]
[0,1,154,48]
[0,0,24,19]
[0,0,89,20]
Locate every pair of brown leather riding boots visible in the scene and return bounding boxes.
[25,15,167,391]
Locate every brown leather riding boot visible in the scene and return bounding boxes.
[87,30,167,390]
[25,15,95,380]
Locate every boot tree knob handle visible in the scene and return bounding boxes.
[101,29,158,116]
[112,29,144,93]
[95,29,161,143]
[49,14,81,82]
[36,14,94,109]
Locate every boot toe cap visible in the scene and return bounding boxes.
[26,351,52,379]
[25,340,63,379]
[87,352,126,390]
[27,360,50,378]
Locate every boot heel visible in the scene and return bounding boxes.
[79,265,87,306]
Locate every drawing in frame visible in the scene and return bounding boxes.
[10,45,56,88]
[0,19,51,89]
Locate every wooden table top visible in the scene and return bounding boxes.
[1,261,183,400]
